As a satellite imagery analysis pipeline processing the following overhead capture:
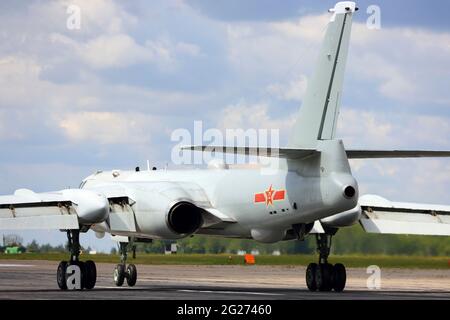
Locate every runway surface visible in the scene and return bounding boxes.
[0,260,449,300]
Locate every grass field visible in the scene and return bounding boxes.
[0,253,449,269]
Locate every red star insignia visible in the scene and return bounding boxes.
[265,185,275,206]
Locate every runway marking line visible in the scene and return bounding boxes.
[178,289,284,296]
[0,264,36,268]
[95,286,284,296]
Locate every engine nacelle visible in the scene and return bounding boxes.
[167,201,204,235]
[61,189,109,224]
[320,205,361,228]
[127,183,205,239]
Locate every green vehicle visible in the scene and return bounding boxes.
[4,246,26,254]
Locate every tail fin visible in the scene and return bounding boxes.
[288,2,357,148]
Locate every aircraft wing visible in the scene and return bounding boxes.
[0,189,109,230]
[358,194,450,236]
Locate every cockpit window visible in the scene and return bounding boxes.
[79,181,87,189]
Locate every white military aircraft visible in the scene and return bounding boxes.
[1,1,449,292]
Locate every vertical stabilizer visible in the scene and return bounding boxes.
[288,2,356,148]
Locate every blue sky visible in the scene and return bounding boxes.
[0,0,449,252]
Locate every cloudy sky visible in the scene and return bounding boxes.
[0,0,449,252]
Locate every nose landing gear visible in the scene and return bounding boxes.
[113,242,138,287]
[305,233,347,292]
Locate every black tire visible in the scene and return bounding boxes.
[332,263,346,292]
[324,263,334,291]
[316,263,333,292]
[77,261,86,290]
[114,264,125,286]
[126,264,137,287]
[57,261,68,290]
[84,260,97,290]
[306,263,318,291]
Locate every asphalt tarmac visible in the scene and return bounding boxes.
[0,260,448,300]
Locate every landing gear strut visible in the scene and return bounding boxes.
[56,230,97,290]
[113,242,137,287]
[305,233,346,292]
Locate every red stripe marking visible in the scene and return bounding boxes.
[273,190,285,201]
[254,193,266,203]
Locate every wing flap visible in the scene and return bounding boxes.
[359,195,450,236]
[360,212,450,236]
[0,215,79,230]
[0,192,78,230]
[0,190,99,230]
[0,201,74,218]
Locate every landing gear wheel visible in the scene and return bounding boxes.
[77,261,86,290]
[332,263,346,292]
[305,233,347,292]
[84,260,97,290]
[306,263,318,291]
[56,230,98,291]
[114,241,138,287]
[114,264,126,287]
[57,261,68,290]
[316,263,333,292]
[126,264,137,287]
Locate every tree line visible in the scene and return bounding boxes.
[3,225,449,256]
[136,225,450,256]
[0,240,92,254]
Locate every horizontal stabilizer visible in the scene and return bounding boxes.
[359,195,450,236]
[182,146,319,159]
[347,150,450,159]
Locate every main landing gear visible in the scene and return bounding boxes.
[113,242,137,287]
[306,233,346,292]
[56,230,97,290]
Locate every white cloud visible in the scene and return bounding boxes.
[349,24,450,105]
[49,32,201,70]
[0,55,96,109]
[353,158,450,204]
[0,56,38,106]
[225,17,322,81]
[338,107,450,149]
[59,111,158,145]
[0,51,211,111]
[80,34,170,69]
[266,75,308,102]
[217,102,295,141]
[338,108,393,147]
[270,14,329,41]
[226,13,450,106]
[175,41,202,57]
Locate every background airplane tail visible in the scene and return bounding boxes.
[288,2,357,149]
